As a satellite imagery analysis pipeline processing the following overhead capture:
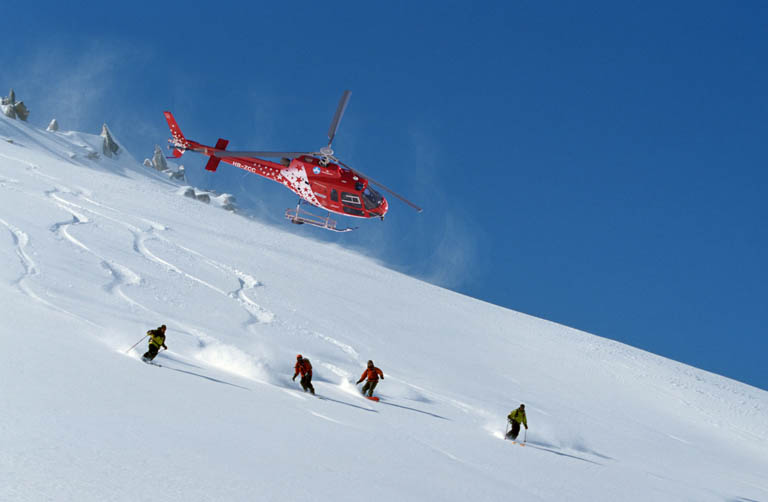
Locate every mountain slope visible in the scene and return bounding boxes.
[1,115,766,502]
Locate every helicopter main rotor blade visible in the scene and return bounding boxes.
[338,160,423,213]
[327,90,351,148]
[212,151,311,158]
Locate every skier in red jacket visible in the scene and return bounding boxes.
[292,354,315,395]
[356,360,384,397]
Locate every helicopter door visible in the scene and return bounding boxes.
[327,188,341,211]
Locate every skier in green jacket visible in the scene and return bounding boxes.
[506,404,528,441]
[142,325,168,362]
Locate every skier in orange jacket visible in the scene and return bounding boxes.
[356,360,384,397]
[292,354,315,395]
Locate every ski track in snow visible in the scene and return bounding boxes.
[0,215,100,329]
[0,217,40,297]
[48,190,91,251]
[309,410,349,426]
[161,238,274,325]
[50,190,275,329]
[302,328,360,360]
[135,233,276,325]
[0,174,20,187]
[46,189,145,298]
[319,362,353,380]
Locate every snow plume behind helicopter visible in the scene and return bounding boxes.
[5,44,132,132]
[400,126,480,290]
[420,214,481,290]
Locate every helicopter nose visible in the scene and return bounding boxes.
[379,197,389,216]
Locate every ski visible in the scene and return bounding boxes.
[365,396,380,402]
[141,357,162,367]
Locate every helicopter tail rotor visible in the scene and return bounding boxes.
[163,111,190,158]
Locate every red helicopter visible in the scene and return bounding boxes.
[163,91,421,232]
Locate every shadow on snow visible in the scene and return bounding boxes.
[521,441,604,466]
[379,400,449,420]
[151,359,251,391]
[316,395,378,413]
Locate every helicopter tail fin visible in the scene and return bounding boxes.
[204,139,229,172]
[163,111,189,158]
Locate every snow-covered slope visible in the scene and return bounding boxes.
[1,115,766,502]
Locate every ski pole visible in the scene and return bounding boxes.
[524,428,527,444]
[125,334,149,354]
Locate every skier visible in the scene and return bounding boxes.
[142,325,168,362]
[292,354,315,395]
[356,360,384,397]
[506,404,528,441]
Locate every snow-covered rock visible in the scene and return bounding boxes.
[218,192,235,211]
[46,118,59,132]
[176,186,234,211]
[143,145,185,181]
[2,88,14,104]
[151,144,168,171]
[170,164,185,180]
[1,88,30,121]
[100,123,119,157]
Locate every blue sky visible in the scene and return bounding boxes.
[3,1,766,389]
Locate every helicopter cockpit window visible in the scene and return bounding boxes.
[341,192,362,208]
[361,186,383,210]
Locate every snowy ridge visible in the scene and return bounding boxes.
[1,114,766,502]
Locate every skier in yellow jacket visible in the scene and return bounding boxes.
[142,325,168,362]
[506,404,528,440]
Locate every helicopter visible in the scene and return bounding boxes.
[163,91,421,232]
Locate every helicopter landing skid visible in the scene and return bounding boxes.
[285,204,356,233]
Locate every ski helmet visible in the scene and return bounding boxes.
[297,354,303,360]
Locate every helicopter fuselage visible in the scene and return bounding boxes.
[202,148,388,219]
